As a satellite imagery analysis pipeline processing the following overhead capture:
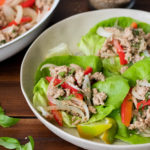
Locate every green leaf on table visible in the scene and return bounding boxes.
[0,136,34,150]
[0,106,19,128]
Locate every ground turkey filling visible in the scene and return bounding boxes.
[0,0,53,45]
[98,26,150,73]
[129,80,150,135]
[45,64,107,125]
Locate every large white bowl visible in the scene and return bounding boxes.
[0,0,59,62]
[21,9,150,150]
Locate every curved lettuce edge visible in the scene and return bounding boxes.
[123,58,150,86]
[35,55,102,84]
[33,78,49,108]
[92,75,130,109]
[115,134,150,144]
[78,16,150,56]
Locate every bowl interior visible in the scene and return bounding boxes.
[21,9,150,149]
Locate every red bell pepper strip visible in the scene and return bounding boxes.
[2,17,32,29]
[20,0,35,8]
[49,101,63,126]
[84,66,93,75]
[137,100,150,110]
[131,22,138,29]
[46,77,83,100]
[0,0,5,6]
[121,89,133,127]
[113,39,128,65]
[20,17,32,24]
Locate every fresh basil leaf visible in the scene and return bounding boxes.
[0,136,34,150]
[0,137,20,149]
[21,136,34,150]
[0,106,19,128]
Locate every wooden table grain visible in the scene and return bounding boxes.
[0,0,150,149]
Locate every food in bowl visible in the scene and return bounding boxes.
[33,17,150,145]
[79,17,150,74]
[0,0,54,46]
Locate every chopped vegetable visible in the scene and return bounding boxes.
[0,0,5,6]
[137,100,150,110]
[84,66,93,75]
[49,101,63,126]
[20,16,32,24]
[58,72,66,78]
[46,77,83,100]
[20,0,35,8]
[131,22,138,29]
[2,17,32,29]
[77,118,112,139]
[113,39,128,65]
[0,136,34,150]
[121,89,133,127]
[0,106,19,128]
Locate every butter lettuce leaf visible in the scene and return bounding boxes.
[109,110,129,138]
[116,134,150,144]
[78,17,150,56]
[33,78,49,108]
[35,55,102,83]
[93,76,130,109]
[123,58,150,86]
[88,105,114,123]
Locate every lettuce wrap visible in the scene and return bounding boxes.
[78,17,150,74]
[116,57,150,144]
[123,58,150,86]
[35,55,102,83]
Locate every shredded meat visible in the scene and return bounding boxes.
[47,85,65,99]
[70,64,84,86]
[0,9,8,28]
[65,75,75,84]
[99,27,148,64]
[129,108,150,132]
[49,65,68,78]
[35,0,53,9]
[132,80,149,100]
[88,106,97,114]
[90,72,105,81]
[120,66,128,74]
[92,88,107,106]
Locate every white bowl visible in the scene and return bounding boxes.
[21,9,150,150]
[0,0,59,62]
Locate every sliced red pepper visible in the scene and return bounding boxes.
[46,77,83,100]
[1,17,32,29]
[131,22,138,29]
[84,66,93,75]
[113,39,128,65]
[20,17,32,24]
[137,100,150,110]
[0,0,5,6]
[20,0,35,8]
[121,89,133,127]
[49,101,63,126]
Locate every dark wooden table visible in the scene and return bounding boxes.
[0,0,149,149]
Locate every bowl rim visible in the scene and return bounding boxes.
[20,8,150,148]
[0,0,60,49]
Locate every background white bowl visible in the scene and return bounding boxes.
[21,9,150,150]
[0,0,59,62]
